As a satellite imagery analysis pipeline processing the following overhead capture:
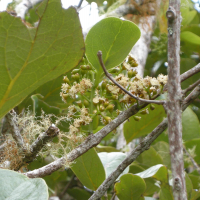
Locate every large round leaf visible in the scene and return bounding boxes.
[115,174,146,200]
[0,0,84,119]
[0,169,48,200]
[85,17,140,73]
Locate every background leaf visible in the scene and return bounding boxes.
[115,174,146,200]
[70,148,106,191]
[124,104,166,143]
[0,0,84,119]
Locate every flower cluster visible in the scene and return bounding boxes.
[60,55,168,131]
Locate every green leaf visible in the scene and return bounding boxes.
[85,17,140,74]
[190,190,200,200]
[182,107,200,141]
[189,174,200,189]
[115,174,146,200]
[136,164,168,183]
[153,141,171,169]
[185,173,193,199]
[159,186,174,200]
[98,152,129,180]
[181,31,200,45]
[70,148,106,191]
[136,146,163,168]
[124,104,166,143]
[0,1,84,119]
[0,169,48,200]
[67,188,91,200]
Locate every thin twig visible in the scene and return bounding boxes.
[97,51,165,105]
[180,63,200,82]
[183,147,200,175]
[77,0,83,8]
[88,85,200,200]
[182,79,200,94]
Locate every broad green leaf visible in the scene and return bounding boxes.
[189,174,200,189]
[136,147,163,169]
[124,104,165,143]
[185,173,193,199]
[182,107,200,141]
[144,178,159,196]
[70,148,106,191]
[190,190,200,200]
[115,174,146,200]
[181,8,197,27]
[0,169,48,200]
[153,141,171,169]
[136,164,168,183]
[0,1,84,119]
[98,152,129,180]
[67,188,91,200]
[159,186,174,200]
[181,31,200,45]
[85,17,140,75]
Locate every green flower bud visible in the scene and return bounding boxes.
[80,65,92,70]
[76,100,82,108]
[63,76,70,84]
[101,81,107,90]
[150,104,155,110]
[100,105,105,112]
[71,69,80,74]
[83,100,89,107]
[139,108,149,115]
[112,95,118,100]
[103,116,112,125]
[72,73,80,81]
[133,116,141,121]
[105,104,115,112]
[104,101,109,107]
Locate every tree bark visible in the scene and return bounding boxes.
[166,1,187,199]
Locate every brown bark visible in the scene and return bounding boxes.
[166,1,187,199]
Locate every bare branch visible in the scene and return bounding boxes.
[97,51,165,105]
[88,85,200,200]
[182,79,200,95]
[183,147,200,175]
[180,63,200,82]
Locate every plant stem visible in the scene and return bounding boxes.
[166,1,187,199]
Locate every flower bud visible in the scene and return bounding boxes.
[105,104,114,112]
[103,116,112,125]
[72,73,80,81]
[100,105,105,112]
[133,116,141,121]
[76,100,82,108]
[71,69,80,74]
[80,65,92,70]
[63,76,70,84]
[83,100,89,107]
[111,95,118,100]
[150,104,155,110]
[101,81,107,90]
[139,108,149,115]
